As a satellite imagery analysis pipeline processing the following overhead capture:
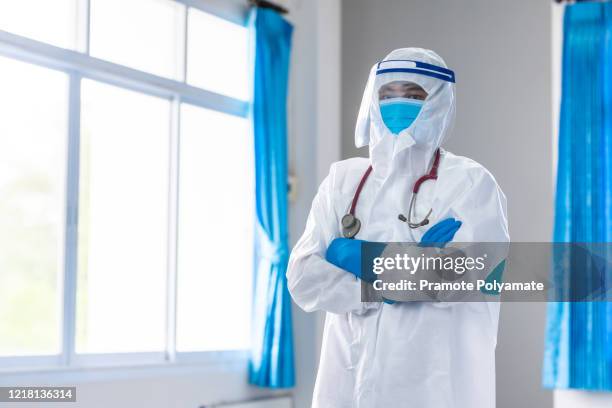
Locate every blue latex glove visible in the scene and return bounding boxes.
[419,218,462,248]
[325,238,386,283]
[325,238,362,278]
[326,238,393,304]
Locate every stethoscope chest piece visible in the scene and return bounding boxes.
[341,213,361,238]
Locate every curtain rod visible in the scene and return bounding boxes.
[249,0,289,14]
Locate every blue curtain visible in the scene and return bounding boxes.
[543,3,612,391]
[248,7,295,389]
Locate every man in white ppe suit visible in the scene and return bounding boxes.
[287,48,509,408]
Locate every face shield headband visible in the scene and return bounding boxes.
[375,60,455,83]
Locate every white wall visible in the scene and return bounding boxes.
[286,0,342,407]
[7,367,283,408]
[556,390,612,408]
[341,0,554,407]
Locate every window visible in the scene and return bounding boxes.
[0,56,68,357]
[89,0,184,78]
[0,0,77,49]
[176,104,253,352]
[77,81,170,354]
[187,7,250,100]
[0,0,252,371]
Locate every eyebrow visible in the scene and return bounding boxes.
[379,86,426,95]
[401,83,426,92]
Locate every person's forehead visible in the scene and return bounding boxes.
[380,81,424,90]
[374,71,437,94]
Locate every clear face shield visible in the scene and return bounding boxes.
[376,60,455,136]
[355,57,456,148]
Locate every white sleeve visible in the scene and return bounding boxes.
[450,167,509,244]
[443,167,509,327]
[287,165,379,314]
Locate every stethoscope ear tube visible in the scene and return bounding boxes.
[341,149,441,238]
[406,193,432,228]
[342,165,373,239]
[403,149,440,229]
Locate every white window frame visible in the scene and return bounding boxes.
[0,0,252,376]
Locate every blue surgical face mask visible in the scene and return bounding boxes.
[379,97,424,135]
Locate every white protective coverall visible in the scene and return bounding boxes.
[287,48,510,408]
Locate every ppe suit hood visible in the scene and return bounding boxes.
[355,48,456,168]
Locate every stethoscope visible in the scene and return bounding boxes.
[341,148,441,239]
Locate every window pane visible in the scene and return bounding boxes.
[90,0,183,78]
[77,80,170,353]
[177,104,253,351]
[0,57,67,356]
[0,0,77,49]
[187,8,249,101]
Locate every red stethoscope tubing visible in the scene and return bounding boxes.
[347,148,440,230]
[412,148,441,194]
[349,165,373,215]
